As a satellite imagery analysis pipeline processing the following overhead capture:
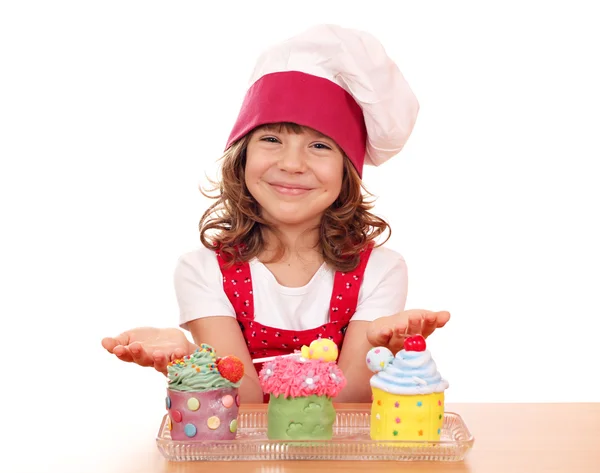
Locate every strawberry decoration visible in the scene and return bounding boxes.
[216,355,245,383]
[404,334,426,352]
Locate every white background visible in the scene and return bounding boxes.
[1,1,599,472]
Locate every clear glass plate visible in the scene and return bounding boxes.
[156,406,474,462]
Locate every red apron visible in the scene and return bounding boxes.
[216,246,373,382]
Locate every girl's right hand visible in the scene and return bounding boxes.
[101,327,195,375]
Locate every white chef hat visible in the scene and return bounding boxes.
[226,24,419,177]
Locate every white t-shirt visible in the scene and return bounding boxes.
[174,245,408,331]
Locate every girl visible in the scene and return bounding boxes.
[102,25,450,403]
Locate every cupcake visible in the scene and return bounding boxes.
[366,335,449,441]
[259,338,346,440]
[165,343,244,441]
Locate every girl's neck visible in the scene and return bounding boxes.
[260,225,321,263]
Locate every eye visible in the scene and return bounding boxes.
[260,136,280,144]
[312,143,332,150]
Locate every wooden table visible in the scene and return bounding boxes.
[114,403,600,473]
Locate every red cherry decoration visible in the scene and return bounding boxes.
[404,335,426,352]
[216,356,245,383]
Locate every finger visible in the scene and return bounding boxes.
[172,347,187,360]
[387,333,407,352]
[153,351,169,374]
[101,333,131,353]
[113,345,134,363]
[407,315,422,335]
[393,322,409,339]
[421,313,438,338]
[128,342,154,367]
[436,311,451,327]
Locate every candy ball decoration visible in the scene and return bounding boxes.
[216,356,245,383]
[366,347,394,372]
[404,335,426,352]
[300,338,339,362]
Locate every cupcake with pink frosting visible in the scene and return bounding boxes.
[259,339,346,440]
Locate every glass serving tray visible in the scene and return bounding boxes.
[156,406,474,462]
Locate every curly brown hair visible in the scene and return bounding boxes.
[199,123,391,272]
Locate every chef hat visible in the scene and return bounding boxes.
[225,24,419,177]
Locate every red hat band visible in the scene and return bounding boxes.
[225,71,367,177]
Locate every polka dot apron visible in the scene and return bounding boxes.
[216,246,373,381]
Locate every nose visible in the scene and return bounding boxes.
[277,144,307,173]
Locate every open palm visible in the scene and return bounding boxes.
[101,327,194,375]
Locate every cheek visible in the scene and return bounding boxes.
[244,155,265,186]
[319,163,344,192]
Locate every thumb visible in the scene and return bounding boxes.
[101,332,131,353]
[367,326,392,347]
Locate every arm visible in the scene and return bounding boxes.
[186,316,264,403]
[335,320,374,402]
[332,247,408,401]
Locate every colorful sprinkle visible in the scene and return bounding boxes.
[207,416,221,430]
[165,397,171,409]
[418,430,423,436]
[171,410,182,423]
[439,414,442,420]
[395,417,401,424]
[184,423,197,437]
[393,430,398,436]
[377,400,382,406]
[394,401,400,408]
[222,395,234,408]
[438,400,442,406]
[187,397,200,411]
[230,419,238,433]
[375,413,381,420]
[438,428,441,434]
[417,401,422,407]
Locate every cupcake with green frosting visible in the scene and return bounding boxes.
[259,338,346,440]
[165,343,244,441]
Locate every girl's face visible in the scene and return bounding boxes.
[245,125,344,228]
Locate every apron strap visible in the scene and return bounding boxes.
[328,243,374,325]
[215,248,255,321]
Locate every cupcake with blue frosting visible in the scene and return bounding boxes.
[366,335,449,441]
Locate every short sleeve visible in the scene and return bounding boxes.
[351,246,408,322]
[173,246,236,330]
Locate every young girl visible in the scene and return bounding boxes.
[102,24,450,403]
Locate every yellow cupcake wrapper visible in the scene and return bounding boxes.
[370,388,445,441]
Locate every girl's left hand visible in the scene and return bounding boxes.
[366,309,450,353]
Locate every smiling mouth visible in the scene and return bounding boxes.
[268,182,313,196]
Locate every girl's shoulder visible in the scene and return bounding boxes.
[176,244,219,265]
[361,245,408,284]
[174,245,222,282]
[368,245,407,268]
